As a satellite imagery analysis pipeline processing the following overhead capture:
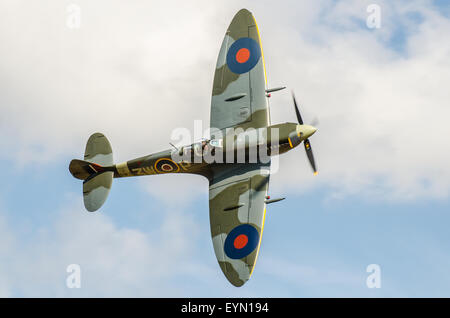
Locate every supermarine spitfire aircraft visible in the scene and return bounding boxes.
[69,9,318,287]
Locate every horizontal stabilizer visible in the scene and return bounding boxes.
[83,171,113,212]
[84,133,113,166]
[69,132,114,212]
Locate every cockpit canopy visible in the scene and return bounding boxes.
[209,139,223,148]
[177,139,223,158]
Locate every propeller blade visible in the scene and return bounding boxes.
[292,92,304,125]
[292,91,318,175]
[304,139,318,175]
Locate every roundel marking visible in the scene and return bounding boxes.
[234,234,249,249]
[236,48,250,64]
[226,37,261,74]
[154,158,180,173]
[224,224,259,259]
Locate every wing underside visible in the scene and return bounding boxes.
[210,8,269,133]
[209,8,271,287]
[209,163,270,286]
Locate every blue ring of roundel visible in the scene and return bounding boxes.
[226,37,261,74]
[224,224,260,260]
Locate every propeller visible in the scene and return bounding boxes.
[292,92,318,176]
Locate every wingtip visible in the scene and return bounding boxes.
[218,261,250,287]
[238,8,251,14]
[232,8,254,22]
[224,271,247,288]
[230,279,247,288]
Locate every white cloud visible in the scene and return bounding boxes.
[3,1,450,296]
[260,0,450,201]
[0,200,211,297]
[0,1,449,201]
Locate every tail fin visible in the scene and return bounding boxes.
[69,133,114,212]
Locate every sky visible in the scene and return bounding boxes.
[0,0,450,297]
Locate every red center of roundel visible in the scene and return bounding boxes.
[235,48,250,64]
[161,164,172,171]
[233,234,248,249]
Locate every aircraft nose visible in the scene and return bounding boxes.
[297,124,317,140]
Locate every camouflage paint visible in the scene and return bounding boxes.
[69,9,317,287]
